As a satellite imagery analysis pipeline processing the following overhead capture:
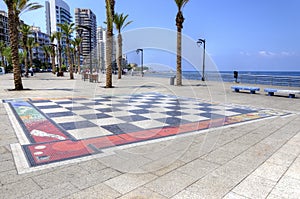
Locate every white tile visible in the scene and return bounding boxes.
[41,108,70,113]
[91,118,125,126]
[72,109,101,115]
[32,102,58,106]
[68,127,112,139]
[132,120,166,129]
[52,115,85,123]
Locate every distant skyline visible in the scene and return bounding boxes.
[0,0,299,71]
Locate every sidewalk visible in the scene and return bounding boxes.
[0,73,299,198]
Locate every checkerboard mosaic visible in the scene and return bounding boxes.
[3,92,288,171]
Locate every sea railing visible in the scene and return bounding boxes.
[206,73,300,87]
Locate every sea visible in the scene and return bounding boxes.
[145,71,300,87]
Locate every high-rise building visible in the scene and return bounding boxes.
[97,26,106,72]
[45,0,72,66]
[0,10,9,46]
[45,0,72,35]
[74,8,97,66]
[96,26,119,72]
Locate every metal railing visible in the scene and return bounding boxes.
[206,73,300,87]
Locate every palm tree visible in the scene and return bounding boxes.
[73,37,82,73]
[20,24,31,77]
[174,0,189,86]
[114,13,132,79]
[58,22,75,79]
[3,0,42,90]
[52,31,63,74]
[0,41,6,68]
[42,45,51,69]
[27,37,38,68]
[105,0,115,88]
[49,34,56,74]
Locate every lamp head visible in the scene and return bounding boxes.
[136,48,143,54]
[197,39,205,47]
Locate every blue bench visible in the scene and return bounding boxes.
[231,86,260,94]
[264,88,300,98]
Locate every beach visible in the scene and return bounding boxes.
[0,72,299,198]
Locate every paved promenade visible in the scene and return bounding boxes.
[0,72,299,198]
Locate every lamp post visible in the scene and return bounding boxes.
[197,39,206,81]
[77,25,92,82]
[136,48,144,77]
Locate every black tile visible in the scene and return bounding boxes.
[59,120,97,130]
[129,109,151,114]
[198,103,212,107]
[165,106,182,110]
[55,101,73,104]
[31,100,52,103]
[80,102,97,106]
[66,106,91,111]
[37,105,62,109]
[117,115,149,122]
[165,111,182,117]
[199,113,225,119]
[199,107,218,112]
[101,123,143,134]
[136,104,153,109]
[227,108,255,114]
[96,107,121,112]
[47,111,74,118]
[156,117,189,126]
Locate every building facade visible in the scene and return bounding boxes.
[96,26,106,72]
[74,8,97,69]
[96,26,119,72]
[45,0,72,35]
[30,26,51,65]
[45,0,72,66]
[0,10,9,46]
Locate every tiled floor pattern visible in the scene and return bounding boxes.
[3,92,287,171]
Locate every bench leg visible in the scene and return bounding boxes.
[234,88,239,92]
[289,94,295,98]
[268,92,274,96]
[250,90,256,94]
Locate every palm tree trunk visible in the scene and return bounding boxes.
[66,42,73,79]
[67,47,74,79]
[24,50,29,77]
[117,33,122,79]
[29,48,33,68]
[106,32,113,88]
[176,27,182,86]
[77,48,81,74]
[105,0,115,88]
[51,54,55,74]
[58,46,62,73]
[7,3,23,90]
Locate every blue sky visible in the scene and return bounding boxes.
[1,0,300,71]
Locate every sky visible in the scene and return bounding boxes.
[1,0,300,71]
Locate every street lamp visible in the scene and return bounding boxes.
[77,25,92,82]
[136,48,144,77]
[197,39,206,81]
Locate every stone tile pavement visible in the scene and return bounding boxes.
[0,73,299,198]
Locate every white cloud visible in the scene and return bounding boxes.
[258,50,296,57]
[258,51,275,57]
[280,51,295,56]
[240,51,251,56]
